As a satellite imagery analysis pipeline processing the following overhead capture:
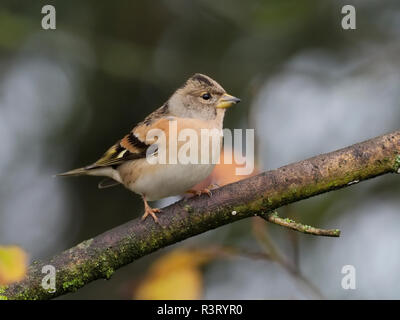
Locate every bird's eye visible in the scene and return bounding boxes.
[202,93,211,100]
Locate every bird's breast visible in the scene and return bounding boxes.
[119,161,216,201]
[118,115,224,200]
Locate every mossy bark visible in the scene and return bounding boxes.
[3,130,400,300]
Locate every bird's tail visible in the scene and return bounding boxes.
[56,165,120,188]
[56,167,90,177]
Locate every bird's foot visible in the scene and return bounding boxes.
[141,206,162,223]
[141,194,161,223]
[186,184,219,197]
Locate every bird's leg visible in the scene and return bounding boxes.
[141,195,161,223]
[186,184,219,197]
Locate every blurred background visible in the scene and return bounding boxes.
[0,0,399,299]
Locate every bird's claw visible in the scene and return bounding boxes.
[141,207,162,223]
[186,187,215,197]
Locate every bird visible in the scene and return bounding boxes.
[57,73,240,223]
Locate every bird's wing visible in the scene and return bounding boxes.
[88,134,150,168]
[87,105,170,169]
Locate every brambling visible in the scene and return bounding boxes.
[58,73,240,222]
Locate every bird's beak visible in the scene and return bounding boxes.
[216,93,241,109]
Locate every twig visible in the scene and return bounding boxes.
[260,211,340,237]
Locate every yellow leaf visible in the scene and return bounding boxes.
[134,249,215,300]
[135,268,202,300]
[150,249,214,276]
[0,245,28,285]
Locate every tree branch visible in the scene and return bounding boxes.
[1,130,400,300]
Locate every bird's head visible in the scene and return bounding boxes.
[168,73,240,120]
